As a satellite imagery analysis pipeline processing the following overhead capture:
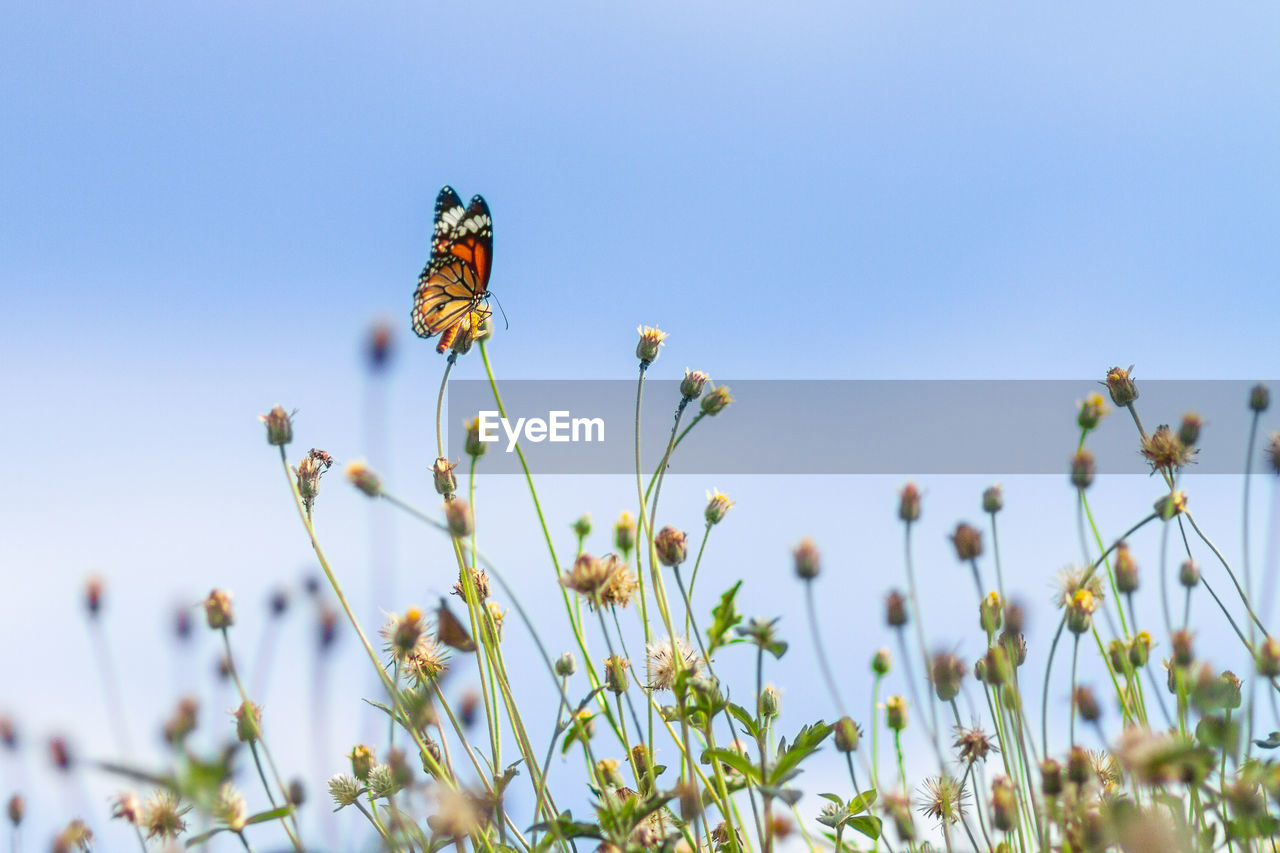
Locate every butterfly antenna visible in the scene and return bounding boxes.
[490,293,510,331]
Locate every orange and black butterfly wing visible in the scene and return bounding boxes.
[412,188,494,349]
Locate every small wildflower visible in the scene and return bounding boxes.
[203,589,234,630]
[571,513,592,540]
[53,821,92,853]
[646,635,701,690]
[982,484,1003,514]
[555,652,576,677]
[654,526,688,566]
[1066,589,1096,634]
[1128,631,1152,668]
[1250,383,1270,413]
[950,523,982,561]
[635,325,668,365]
[560,553,619,599]
[381,608,426,663]
[111,792,143,824]
[758,684,781,718]
[213,783,247,832]
[917,775,966,826]
[792,538,820,580]
[834,717,862,752]
[614,512,636,552]
[680,368,709,400]
[1040,759,1063,796]
[704,489,734,525]
[990,776,1018,832]
[142,790,187,840]
[1155,489,1188,519]
[444,498,474,537]
[1077,392,1111,430]
[432,457,458,497]
[885,590,908,628]
[953,724,997,764]
[367,764,399,800]
[1141,424,1195,472]
[464,418,487,457]
[1256,637,1280,678]
[898,482,922,522]
[345,459,382,497]
[1070,449,1096,489]
[452,568,490,601]
[1054,565,1105,609]
[600,562,639,608]
[872,647,892,675]
[234,701,262,743]
[980,591,1002,634]
[700,384,733,415]
[1178,412,1203,447]
[885,695,908,731]
[260,405,293,446]
[930,652,967,702]
[1104,365,1138,407]
[1114,542,1139,593]
[603,655,629,694]
[295,448,333,512]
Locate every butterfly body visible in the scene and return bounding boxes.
[412,186,493,353]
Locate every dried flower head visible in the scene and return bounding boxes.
[294,448,333,512]
[917,774,967,826]
[444,498,474,537]
[953,724,997,764]
[635,325,668,365]
[1141,424,1196,472]
[203,589,234,630]
[930,652,967,702]
[432,457,458,497]
[1070,448,1096,489]
[646,635,701,691]
[898,482,922,522]
[213,783,247,832]
[111,792,143,824]
[142,790,187,840]
[345,459,382,497]
[328,773,360,808]
[452,568,490,602]
[561,553,619,600]
[1077,392,1111,430]
[704,489,735,525]
[163,695,199,745]
[1053,565,1105,609]
[1104,365,1138,407]
[381,607,427,663]
[259,405,293,446]
[885,590,908,628]
[52,820,92,853]
[600,562,639,608]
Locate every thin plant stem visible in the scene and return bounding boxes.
[804,579,847,718]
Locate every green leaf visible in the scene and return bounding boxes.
[725,703,762,740]
[245,805,294,825]
[818,792,845,806]
[701,748,762,783]
[848,815,882,840]
[764,639,788,659]
[184,828,227,847]
[770,720,832,782]
[708,582,743,652]
[849,789,877,814]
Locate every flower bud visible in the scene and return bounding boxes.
[635,326,668,364]
[700,385,733,415]
[1128,631,1151,669]
[1066,589,1095,634]
[885,695,907,731]
[6,795,22,827]
[930,653,967,702]
[464,418,487,458]
[654,526,688,567]
[1066,745,1092,786]
[950,523,983,561]
[614,512,636,552]
[1040,759,1063,797]
[758,684,781,718]
[350,745,375,781]
[432,457,458,497]
[680,369,709,400]
[871,648,892,676]
[1171,629,1195,667]
[704,489,734,525]
[1001,630,1027,667]
[981,646,1011,686]
[204,589,234,630]
[982,485,1003,514]
[603,655,629,695]
[570,513,592,541]
[1003,601,1025,634]
[1077,393,1110,430]
[792,538,819,580]
[597,758,624,788]
[991,776,1018,833]
[980,592,1002,634]
[444,499,473,538]
[833,717,861,753]
[1107,639,1127,674]
[1073,686,1100,722]
[898,483,922,523]
[1179,559,1200,588]
[1178,412,1203,447]
[1105,366,1138,407]
[1250,383,1270,413]
[555,652,576,677]
[1070,449,1096,490]
[1155,490,1188,520]
[234,701,262,743]
[885,590,908,628]
[1257,637,1280,678]
[345,460,382,497]
[1113,542,1139,594]
[631,744,651,777]
[260,405,294,446]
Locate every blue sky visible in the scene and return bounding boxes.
[3,1,1280,848]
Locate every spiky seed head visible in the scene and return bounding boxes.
[953,724,997,764]
[260,405,293,446]
[917,774,966,826]
[600,562,639,608]
[1141,425,1195,472]
[328,774,359,808]
[142,790,186,840]
[213,783,247,832]
[1104,365,1138,406]
[646,635,701,691]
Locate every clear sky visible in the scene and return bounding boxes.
[3,1,1280,848]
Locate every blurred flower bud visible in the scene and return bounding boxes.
[1178,412,1203,447]
[930,653,967,702]
[432,457,458,497]
[1066,746,1091,786]
[444,499,474,538]
[898,482,922,523]
[950,523,982,561]
[982,485,1003,514]
[654,526,687,567]
[1154,490,1188,520]
[6,795,21,827]
[871,648,892,676]
[1073,686,1100,722]
[980,592,1002,634]
[1171,629,1195,667]
[1066,589,1095,634]
[555,652,576,677]
[464,418,487,458]
[614,512,636,552]
[1257,637,1280,678]
[260,405,293,447]
[1077,392,1110,431]
[885,695,907,731]
[991,776,1018,833]
[84,575,104,619]
[1105,366,1138,407]
[758,684,781,718]
[885,590,908,628]
[792,538,819,580]
[1179,559,1200,588]
[204,589,234,630]
[1070,449,1096,490]
[1114,542,1139,594]
[1250,383,1270,413]
[345,460,382,497]
[1129,631,1151,669]
[350,745,375,781]
[234,701,262,743]
[367,323,393,371]
[571,514,592,540]
[1040,759,1063,797]
[603,655,629,695]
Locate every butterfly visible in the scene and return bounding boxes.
[435,598,477,653]
[412,186,494,353]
